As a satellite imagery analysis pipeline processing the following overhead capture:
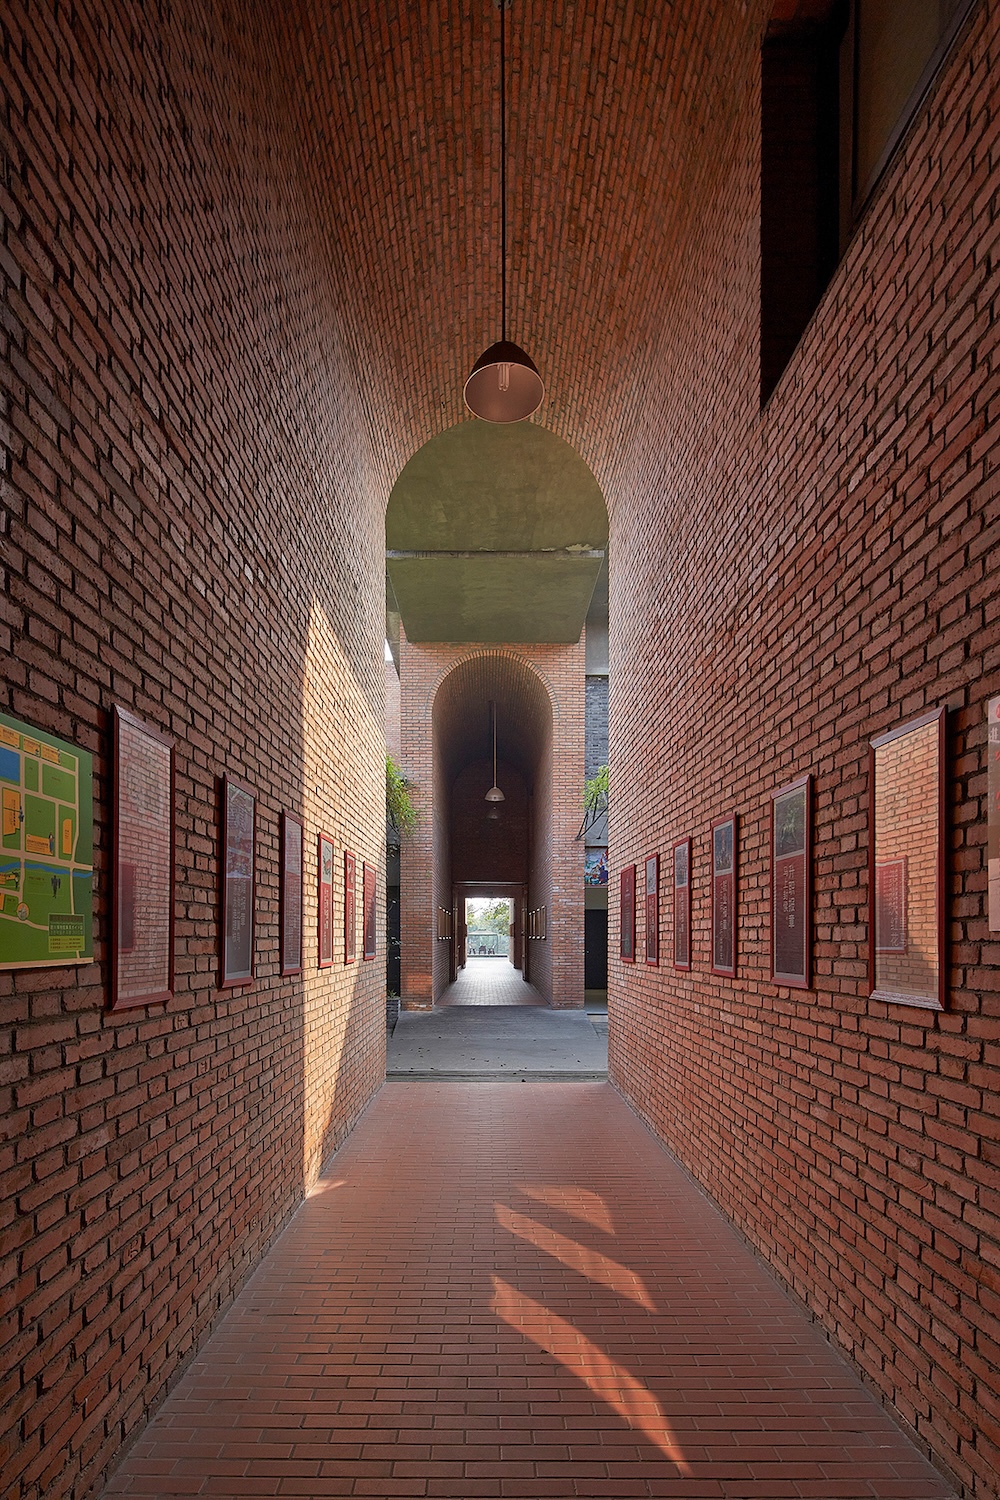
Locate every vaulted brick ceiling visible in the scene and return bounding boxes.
[433,652,553,785]
[279,0,761,515]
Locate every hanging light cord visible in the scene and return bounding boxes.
[500,0,507,343]
[492,700,498,786]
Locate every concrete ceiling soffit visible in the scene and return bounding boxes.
[387,550,603,643]
[386,421,608,643]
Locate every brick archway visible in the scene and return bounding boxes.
[398,642,585,1010]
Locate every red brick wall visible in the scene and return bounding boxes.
[385,659,402,764]
[398,637,585,1008]
[0,4,385,1498]
[609,5,1000,1496]
[451,758,529,885]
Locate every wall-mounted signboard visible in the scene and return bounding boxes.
[0,712,93,971]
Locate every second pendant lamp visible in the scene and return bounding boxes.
[485,701,505,817]
[464,0,544,423]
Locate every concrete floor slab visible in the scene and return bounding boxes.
[387,1005,608,1080]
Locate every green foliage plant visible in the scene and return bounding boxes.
[386,755,417,837]
[584,763,609,817]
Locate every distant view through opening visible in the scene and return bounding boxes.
[465,896,513,958]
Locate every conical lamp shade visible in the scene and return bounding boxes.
[464,339,544,423]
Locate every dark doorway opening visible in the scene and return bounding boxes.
[584,907,608,991]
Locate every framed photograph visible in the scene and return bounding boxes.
[989,696,1000,931]
[672,838,691,971]
[280,812,303,977]
[710,813,737,977]
[317,834,335,968]
[111,707,173,1010]
[220,775,255,988]
[869,707,945,1010]
[644,854,659,965]
[363,861,377,960]
[343,847,356,965]
[584,847,608,885]
[0,711,93,970]
[620,863,636,963]
[771,775,812,989]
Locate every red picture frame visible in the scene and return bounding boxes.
[710,813,737,978]
[343,848,356,965]
[220,775,255,988]
[111,706,174,1011]
[868,706,946,1010]
[644,854,659,965]
[672,838,691,971]
[770,775,812,989]
[280,812,304,977]
[620,864,636,963]
[363,861,377,960]
[318,833,335,968]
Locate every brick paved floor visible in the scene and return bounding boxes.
[437,957,547,1007]
[102,1084,956,1499]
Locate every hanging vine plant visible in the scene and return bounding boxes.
[386,755,417,839]
[577,763,609,840]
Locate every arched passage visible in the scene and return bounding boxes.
[387,420,606,1014]
[399,648,585,1010]
[436,653,551,990]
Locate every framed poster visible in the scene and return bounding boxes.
[869,708,945,1009]
[363,861,377,960]
[989,696,1000,931]
[711,813,737,977]
[770,775,811,989]
[620,864,636,962]
[220,776,255,987]
[0,711,93,970]
[584,847,608,885]
[672,838,691,971]
[644,854,659,965]
[317,834,335,968]
[280,812,303,977]
[111,707,173,1010]
[344,849,357,964]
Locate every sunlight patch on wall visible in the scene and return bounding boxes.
[302,601,384,1183]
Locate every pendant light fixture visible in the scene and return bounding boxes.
[464,0,544,423]
[485,700,505,807]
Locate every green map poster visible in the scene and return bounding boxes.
[0,712,93,969]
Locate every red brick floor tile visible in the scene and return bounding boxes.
[436,957,546,1006]
[99,1084,957,1499]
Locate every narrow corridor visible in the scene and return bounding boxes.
[101,1085,954,1500]
[437,958,547,1008]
